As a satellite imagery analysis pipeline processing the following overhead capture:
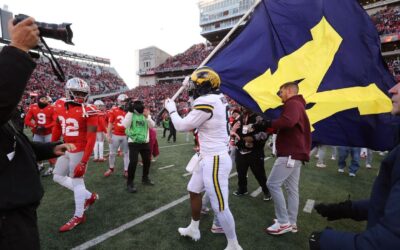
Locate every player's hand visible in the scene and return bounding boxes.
[9,17,39,52]
[164,98,177,114]
[182,76,190,88]
[73,162,87,178]
[53,143,76,156]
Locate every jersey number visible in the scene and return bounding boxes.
[37,113,46,125]
[58,116,79,136]
[116,115,125,127]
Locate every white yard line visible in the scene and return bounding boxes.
[250,187,262,197]
[159,143,191,149]
[158,164,175,170]
[303,199,315,213]
[264,156,271,161]
[182,172,192,177]
[72,171,238,250]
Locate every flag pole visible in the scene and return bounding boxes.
[157,0,262,123]
[170,0,262,101]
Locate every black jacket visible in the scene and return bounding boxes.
[234,112,269,154]
[0,46,57,211]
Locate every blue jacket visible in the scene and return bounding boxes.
[320,144,400,249]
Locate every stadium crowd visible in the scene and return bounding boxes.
[154,43,213,72]
[371,6,400,35]
[21,56,127,106]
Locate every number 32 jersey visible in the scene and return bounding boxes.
[53,98,99,152]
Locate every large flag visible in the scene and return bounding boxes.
[207,0,399,151]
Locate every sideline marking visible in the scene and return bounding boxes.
[159,143,191,149]
[250,187,262,197]
[72,172,237,250]
[158,165,175,170]
[303,199,315,213]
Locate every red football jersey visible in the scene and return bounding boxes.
[97,113,107,133]
[108,107,126,136]
[53,99,99,152]
[24,103,55,135]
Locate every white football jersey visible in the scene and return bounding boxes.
[192,93,230,155]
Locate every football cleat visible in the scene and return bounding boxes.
[84,192,99,211]
[104,168,114,177]
[200,207,210,215]
[93,158,99,162]
[42,167,53,177]
[178,226,201,241]
[98,158,106,162]
[59,215,86,232]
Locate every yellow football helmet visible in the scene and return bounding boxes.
[190,66,221,89]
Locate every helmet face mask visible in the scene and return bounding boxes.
[65,78,90,104]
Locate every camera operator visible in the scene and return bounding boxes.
[0,18,73,249]
[230,107,272,201]
[122,100,155,193]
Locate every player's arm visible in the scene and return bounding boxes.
[51,115,62,142]
[170,109,211,132]
[81,116,98,164]
[44,107,56,129]
[24,108,35,128]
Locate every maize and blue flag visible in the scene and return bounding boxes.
[207,0,399,151]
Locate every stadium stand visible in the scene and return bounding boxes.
[19,0,400,117]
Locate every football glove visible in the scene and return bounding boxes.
[164,98,177,114]
[73,162,87,178]
[314,200,353,221]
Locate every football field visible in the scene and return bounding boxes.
[38,131,381,250]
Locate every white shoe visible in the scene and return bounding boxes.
[330,156,336,160]
[349,173,356,177]
[178,226,200,241]
[210,224,224,234]
[200,207,210,215]
[265,220,292,235]
[366,164,372,169]
[338,168,345,173]
[224,241,243,250]
[316,163,326,168]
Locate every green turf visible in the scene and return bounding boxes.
[36,130,381,250]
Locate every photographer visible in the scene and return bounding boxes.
[0,17,73,249]
[231,107,272,201]
[122,100,155,193]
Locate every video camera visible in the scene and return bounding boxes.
[13,14,74,45]
[126,99,145,114]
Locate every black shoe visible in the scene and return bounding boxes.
[263,193,272,201]
[127,184,137,193]
[233,190,248,196]
[142,179,155,186]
